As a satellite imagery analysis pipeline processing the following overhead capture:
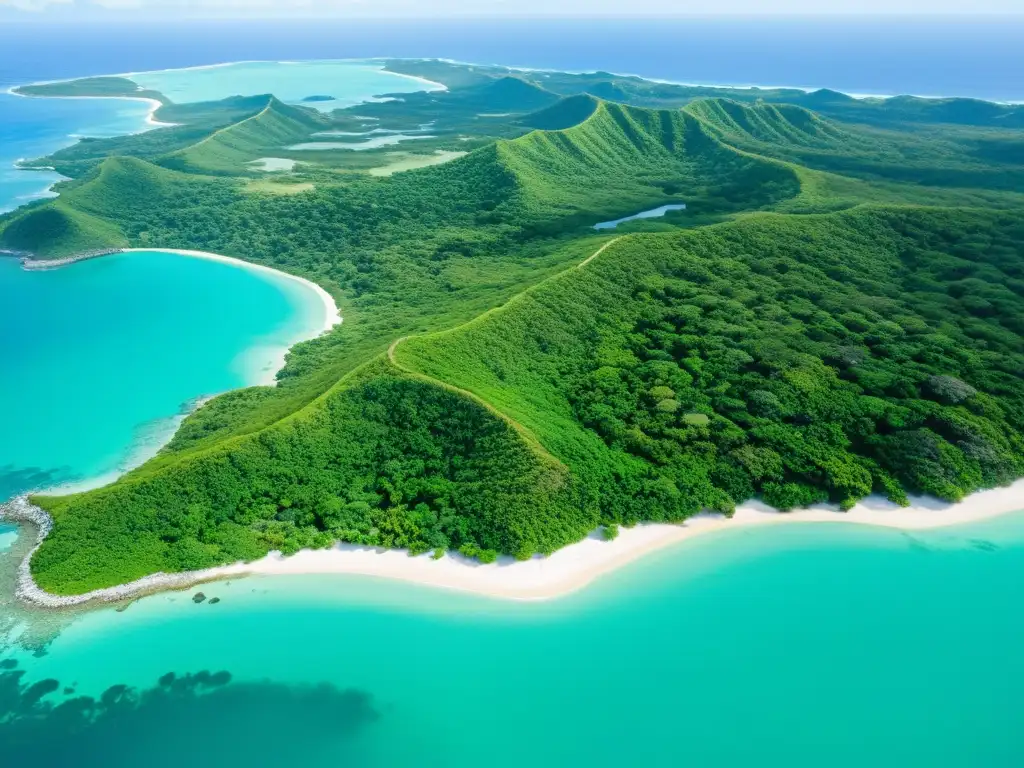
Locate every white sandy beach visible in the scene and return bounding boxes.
[6,86,175,128]
[225,480,1024,601]
[5,480,1022,609]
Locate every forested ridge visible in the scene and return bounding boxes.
[4,60,1024,594]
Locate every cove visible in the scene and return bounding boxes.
[0,251,329,501]
[594,203,687,230]
[2,511,1024,766]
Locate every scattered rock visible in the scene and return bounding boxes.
[209,597,221,605]
[192,592,207,604]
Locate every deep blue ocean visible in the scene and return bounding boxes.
[1,16,1022,101]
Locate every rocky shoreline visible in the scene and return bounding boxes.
[0,495,245,609]
[18,248,125,271]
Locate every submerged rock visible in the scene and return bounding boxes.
[209,597,221,605]
[192,592,207,604]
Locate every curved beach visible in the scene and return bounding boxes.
[6,86,174,128]
[3,480,1022,609]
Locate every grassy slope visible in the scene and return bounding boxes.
[160,98,328,174]
[23,96,276,179]
[520,94,600,130]
[495,101,800,224]
[14,70,1024,594]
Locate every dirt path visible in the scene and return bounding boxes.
[386,236,623,465]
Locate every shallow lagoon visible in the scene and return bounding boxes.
[248,157,297,172]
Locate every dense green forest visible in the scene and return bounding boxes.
[399,208,1024,520]
[4,59,1024,594]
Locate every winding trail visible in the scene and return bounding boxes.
[386,236,623,466]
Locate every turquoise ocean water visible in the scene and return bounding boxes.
[2,49,1024,767]
[2,514,1024,766]
[0,252,325,500]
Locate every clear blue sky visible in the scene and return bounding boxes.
[2,0,1022,18]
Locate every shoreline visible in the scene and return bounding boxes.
[122,248,341,337]
[5,247,340,494]
[3,480,1022,610]
[6,86,175,129]
[19,247,340,337]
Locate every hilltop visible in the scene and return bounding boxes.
[160,97,329,174]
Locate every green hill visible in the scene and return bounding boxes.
[16,96,283,180]
[58,156,222,223]
[684,98,859,149]
[397,207,1024,521]
[30,358,588,593]
[520,94,600,130]
[686,97,1024,193]
[0,201,126,257]
[496,100,800,223]
[872,95,1024,127]
[456,76,561,112]
[160,98,327,174]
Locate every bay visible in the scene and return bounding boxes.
[0,251,326,501]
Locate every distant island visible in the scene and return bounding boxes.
[2,58,1023,600]
[301,95,336,103]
